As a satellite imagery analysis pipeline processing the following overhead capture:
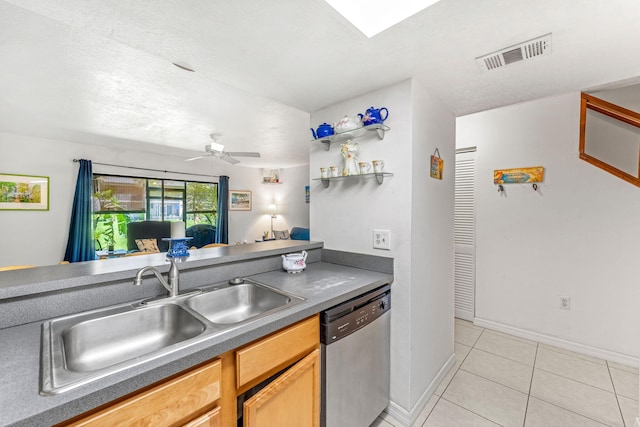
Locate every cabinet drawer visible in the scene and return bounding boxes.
[66,358,221,427]
[236,315,319,388]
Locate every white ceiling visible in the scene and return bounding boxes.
[2,0,640,168]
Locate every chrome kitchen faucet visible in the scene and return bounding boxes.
[133,258,179,298]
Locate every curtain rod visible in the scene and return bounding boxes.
[73,159,219,178]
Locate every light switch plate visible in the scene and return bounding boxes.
[373,229,391,250]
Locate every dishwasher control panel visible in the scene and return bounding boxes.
[320,285,391,344]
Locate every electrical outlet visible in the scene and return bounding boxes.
[373,229,391,250]
[559,296,570,310]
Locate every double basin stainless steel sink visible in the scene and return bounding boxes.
[40,279,304,395]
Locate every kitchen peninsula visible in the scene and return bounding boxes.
[0,241,393,426]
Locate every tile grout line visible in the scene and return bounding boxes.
[533,365,618,395]
[468,346,534,368]
[438,397,506,426]
[540,343,608,366]
[522,343,539,427]
[607,360,628,427]
[531,395,620,427]
[457,366,531,397]
[417,394,441,427]
[471,326,486,347]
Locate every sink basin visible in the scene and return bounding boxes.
[41,303,207,395]
[186,282,303,324]
[41,279,304,395]
[62,304,206,372]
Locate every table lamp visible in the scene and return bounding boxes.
[268,204,277,238]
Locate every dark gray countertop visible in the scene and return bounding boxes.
[0,240,324,300]
[0,248,393,427]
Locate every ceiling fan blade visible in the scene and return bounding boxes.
[225,152,261,158]
[220,155,241,165]
[184,155,207,161]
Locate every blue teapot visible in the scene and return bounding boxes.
[360,106,389,125]
[310,123,334,139]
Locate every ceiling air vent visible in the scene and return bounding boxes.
[476,33,552,72]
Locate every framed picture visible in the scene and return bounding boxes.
[229,190,252,211]
[0,173,49,211]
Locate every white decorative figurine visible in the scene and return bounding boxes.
[340,141,359,176]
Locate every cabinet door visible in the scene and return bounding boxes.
[243,349,320,427]
[182,406,221,427]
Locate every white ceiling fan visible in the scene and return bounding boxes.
[185,133,261,165]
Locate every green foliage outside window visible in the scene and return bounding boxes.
[92,176,217,251]
[186,182,217,227]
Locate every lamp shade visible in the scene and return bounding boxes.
[268,204,277,216]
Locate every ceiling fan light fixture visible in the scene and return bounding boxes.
[207,141,225,153]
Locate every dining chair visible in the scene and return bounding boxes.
[201,243,228,248]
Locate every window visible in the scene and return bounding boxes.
[92,174,217,250]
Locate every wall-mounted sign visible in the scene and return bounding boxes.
[494,166,544,184]
[430,148,444,180]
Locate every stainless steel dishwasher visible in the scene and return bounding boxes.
[321,284,391,427]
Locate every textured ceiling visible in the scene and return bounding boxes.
[2,0,640,167]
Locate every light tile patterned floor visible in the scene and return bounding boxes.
[371,319,639,427]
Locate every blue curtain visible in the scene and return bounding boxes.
[215,176,229,244]
[64,160,96,262]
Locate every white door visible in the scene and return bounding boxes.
[454,148,476,321]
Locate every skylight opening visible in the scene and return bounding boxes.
[323,0,441,38]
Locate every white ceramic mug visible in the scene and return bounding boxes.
[372,160,385,173]
[329,166,340,177]
[320,167,328,178]
[358,161,371,175]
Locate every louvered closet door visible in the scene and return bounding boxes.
[454,148,476,321]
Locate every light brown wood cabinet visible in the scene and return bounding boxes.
[62,358,222,427]
[243,349,320,427]
[182,407,221,427]
[236,315,319,389]
[236,315,320,427]
[59,315,320,427]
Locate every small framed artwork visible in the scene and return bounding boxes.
[229,190,252,211]
[305,185,310,203]
[0,173,49,211]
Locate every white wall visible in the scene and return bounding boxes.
[409,78,455,406]
[457,92,640,359]
[227,165,310,244]
[0,131,309,266]
[310,79,455,421]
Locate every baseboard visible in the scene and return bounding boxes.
[474,317,639,367]
[383,353,456,426]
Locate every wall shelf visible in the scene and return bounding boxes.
[313,172,393,187]
[312,123,390,151]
